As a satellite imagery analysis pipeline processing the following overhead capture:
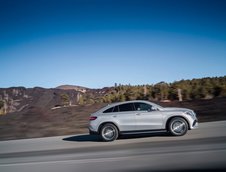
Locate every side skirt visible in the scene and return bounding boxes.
[120,129,167,135]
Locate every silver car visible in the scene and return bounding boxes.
[89,100,198,141]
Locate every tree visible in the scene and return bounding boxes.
[124,87,136,101]
[119,94,125,101]
[0,100,4,109]
[78,95,85,105]
[60,94,70,106]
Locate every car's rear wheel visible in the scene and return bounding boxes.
[168,117,188,136]
[100,123,118,142]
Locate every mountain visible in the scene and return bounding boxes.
[56,85,88,93]
[0,85,111,116]
[0,87,78,115]
[1,76,226,116]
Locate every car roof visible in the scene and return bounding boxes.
[96,100,161,113]
[108,100,150,106]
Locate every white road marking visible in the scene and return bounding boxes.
[0,156,130,167]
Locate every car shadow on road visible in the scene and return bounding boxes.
[63,134,101,142]
[119,132,170,140]
[63,132,170,142]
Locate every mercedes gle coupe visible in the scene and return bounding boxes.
[89,100,198,141]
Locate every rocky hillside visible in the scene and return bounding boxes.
[0,87,77,115]
[0,86,111,115]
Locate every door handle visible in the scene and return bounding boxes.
[136,113,141,116]
[113,115,117,118]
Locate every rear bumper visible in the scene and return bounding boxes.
[89,129,98,135]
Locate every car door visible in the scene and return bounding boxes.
[112,103,137,131]
[134,102,164,130]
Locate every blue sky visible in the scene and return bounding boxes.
[1,0,226,88]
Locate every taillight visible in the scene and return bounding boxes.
[89,116,97,121]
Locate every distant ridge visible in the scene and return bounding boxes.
[56,85,88,92]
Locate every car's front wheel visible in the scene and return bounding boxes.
[168,117,188,136]
[100,123,118,142]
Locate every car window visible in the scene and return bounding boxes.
[134,102,153,111]
[113,106,119,112]
[103,107,114,113]
[118,103,134,112]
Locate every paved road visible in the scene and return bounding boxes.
[0,121,226,172]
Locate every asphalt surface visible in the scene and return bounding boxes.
[0,121,226,172]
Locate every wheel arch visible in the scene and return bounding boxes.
[165,116,190,131]
[98,121,120,134]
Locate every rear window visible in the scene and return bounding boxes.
[103,107,114,113]
[103,103,135,113]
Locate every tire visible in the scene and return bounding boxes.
[168,117,188,136]
[100,123,118,142]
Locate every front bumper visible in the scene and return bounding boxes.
[191,119,198,129]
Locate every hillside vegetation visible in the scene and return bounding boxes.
[82,76,226,104]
